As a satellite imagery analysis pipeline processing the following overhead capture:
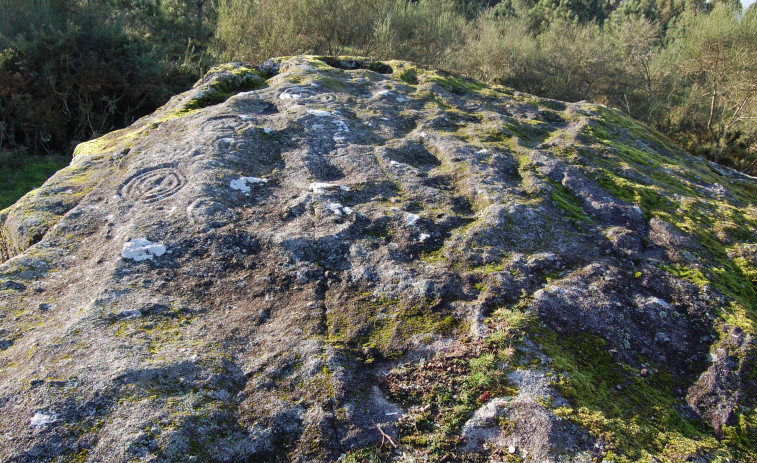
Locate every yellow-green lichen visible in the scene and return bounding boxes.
[72,127,134,157]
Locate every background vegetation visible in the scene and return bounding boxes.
[1,0,756,208]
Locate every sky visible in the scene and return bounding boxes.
[744,0,756,9]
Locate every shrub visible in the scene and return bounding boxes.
[214,0,384,62]
[454,14,543,92]
[372,0,469,67]
[0,0,203,155]
[214,0,468,68]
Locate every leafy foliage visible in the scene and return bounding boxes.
[0,0,209,155]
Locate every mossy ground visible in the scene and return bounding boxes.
[535,329,728,463]
[580,107,757,329]
[371,304,527,460]
[326,296,459,360]
[548,180,592,224]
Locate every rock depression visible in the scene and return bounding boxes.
[0,57,755,462]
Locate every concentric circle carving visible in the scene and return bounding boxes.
[119,168,186,203]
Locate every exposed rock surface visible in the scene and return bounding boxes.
[0,57,756,462]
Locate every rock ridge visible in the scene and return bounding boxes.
[0,56,755,462]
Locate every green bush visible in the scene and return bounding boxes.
[214,0,468,68]
[214,0,384,62]
[455,14,543,92]
[453,5,756,174]
[372,0,468,67]
[0,0,205,155]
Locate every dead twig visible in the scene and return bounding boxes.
[376,424,397,448]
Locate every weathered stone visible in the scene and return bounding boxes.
[0,57,755,462]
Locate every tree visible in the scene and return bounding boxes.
[672,4,757,163]
[607,16,662,119]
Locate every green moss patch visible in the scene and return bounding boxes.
[395,67,419,85]
[504,120,551,146]
[549,181,592,224]
[535,330,728,462]
[659,264,710,287]
[317,56,392,74]
[181,68,266,114]
[721,408,757,461]
[326,297,459,359]
[425,71,487,95]
[594,173,676,220]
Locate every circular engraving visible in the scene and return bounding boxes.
[119,168,186,203]
[317,93,338,103]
